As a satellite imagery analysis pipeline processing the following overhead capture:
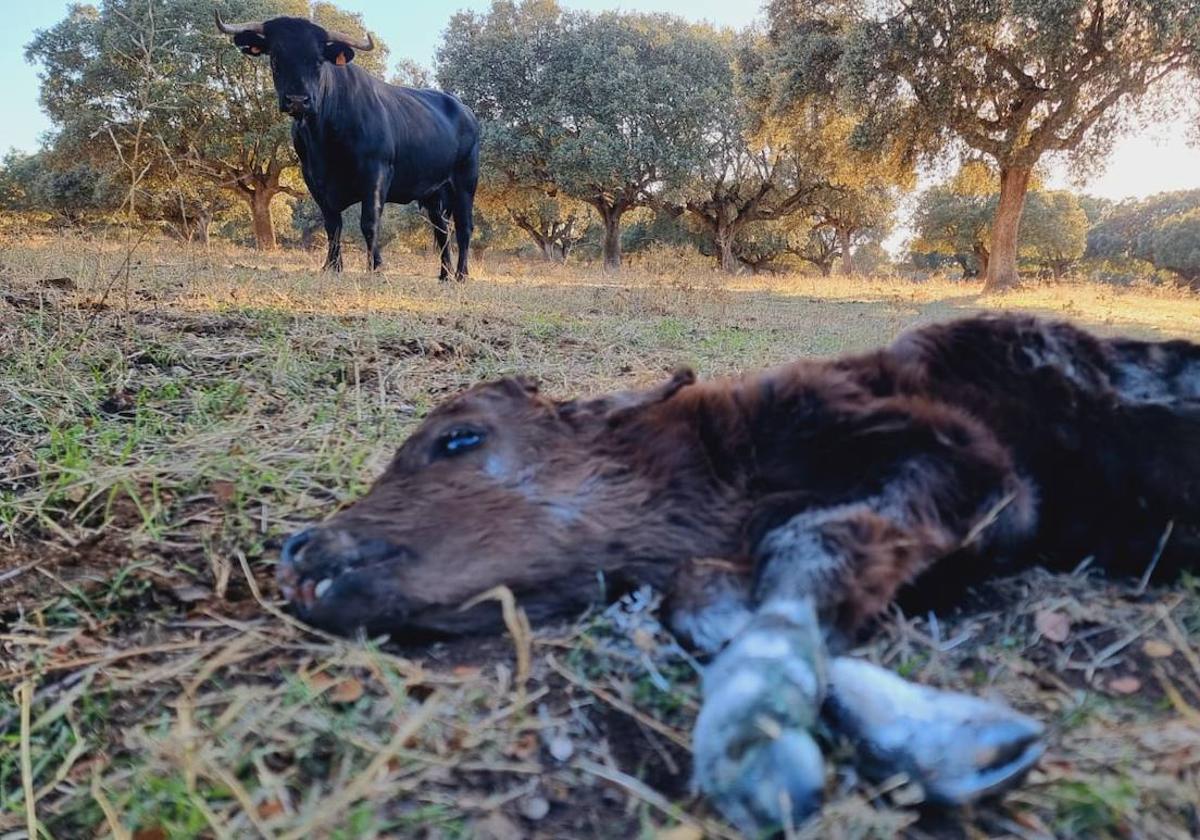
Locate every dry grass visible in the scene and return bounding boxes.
[2,235,1199,839]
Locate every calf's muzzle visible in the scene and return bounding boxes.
[277,526,417,632]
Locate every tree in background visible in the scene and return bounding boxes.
[658,32,907,274]
[1085,190,1200,285]
[439,1,583,260]
[1020,191,1089,277]
[441,2,731,272]
[769,0,1200,290]
[27,0,387,249]
[788,224,841,276]
[0,150,122,226]
[436,0,592,266]
[546,13,729,270]
[911,163,996,277]
[662,37,825,274]
[914,163,1090,279]
[808,181,896,275]
[1088,190,1200,261]
[1150,210,1200,285]
[476,182,590,262]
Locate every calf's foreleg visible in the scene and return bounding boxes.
[676,487,1042,834]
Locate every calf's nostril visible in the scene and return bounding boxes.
[281,529,315,568]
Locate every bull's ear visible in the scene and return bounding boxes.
[233,32,269,57]
[324,42,356,65]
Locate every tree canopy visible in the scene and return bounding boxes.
[768,0,1200,289]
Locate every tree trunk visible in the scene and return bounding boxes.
[983,165,1032,291]
[973,243,991,279]
[819,261,833,277]
[716,223,740,274]
[249,190,277,251]
[838,226,854,276]
[601,207,623,272]
[514,220,553,260]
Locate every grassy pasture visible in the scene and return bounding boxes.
[2,236,1199,839]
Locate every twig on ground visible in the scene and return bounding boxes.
[1136,520,1175,595]
[91,765,132,840]
[18,679,38,840]
[0,640,203,685]
[461,585,533,697]
[1158,604,1200,686]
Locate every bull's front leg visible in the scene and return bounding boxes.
[676,497,1043,835]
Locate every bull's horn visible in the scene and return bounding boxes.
[214,11,264,36]
[325,28,374,51]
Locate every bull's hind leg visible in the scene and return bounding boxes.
[682,488,1043,833]
[360,184,386,272]
[421,195,453,281]
[450,161,477,281]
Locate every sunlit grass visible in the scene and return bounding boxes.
[1,234,1198,838]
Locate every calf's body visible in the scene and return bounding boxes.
[278,314,1200,832]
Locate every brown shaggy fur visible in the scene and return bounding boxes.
[277,314,1200,640]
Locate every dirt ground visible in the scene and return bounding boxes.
[2,237,1199,839]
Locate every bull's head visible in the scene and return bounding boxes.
[215,13,374,118]
[277,370,749,638]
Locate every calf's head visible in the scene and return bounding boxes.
[215,13,373,117]
[277,370,746,638]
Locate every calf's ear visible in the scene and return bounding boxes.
[324,42,356,65]
[233,32,269,57]
[559,367,696,427]
[606,367,696,425]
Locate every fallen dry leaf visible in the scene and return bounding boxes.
[1143,639,1175,659]
[632,627,657,652]
[473,812,524,840]
[1108,676,1142,695]
[507,731,539,760]
[210,480,237,505]
[1035,609,1071,643]
[306,673,336,694]
[655,826,704,840]
[257,798,286,819]
[330,677,365,704]
[171,584,211,603]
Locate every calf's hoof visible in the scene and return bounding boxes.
[824,657,1044,806]
[692,601,827,835]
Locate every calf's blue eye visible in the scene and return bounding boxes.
[438,429,485,456]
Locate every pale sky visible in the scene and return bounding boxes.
[3,1,1199,207]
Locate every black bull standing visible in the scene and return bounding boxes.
[216,14,481,280]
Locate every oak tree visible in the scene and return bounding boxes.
[769,0,1200,289]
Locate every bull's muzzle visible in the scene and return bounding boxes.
[282,94,312,117]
